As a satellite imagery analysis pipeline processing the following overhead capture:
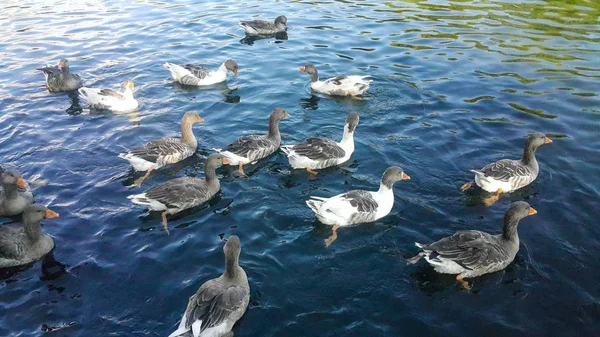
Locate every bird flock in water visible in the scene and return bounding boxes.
[0,15,554,337]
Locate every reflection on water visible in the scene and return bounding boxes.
[239,31,289,45]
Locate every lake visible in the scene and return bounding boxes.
[0,1,599,336]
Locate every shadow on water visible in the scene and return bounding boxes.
[66,91,83,115]
[170,81,241,103]
[239,31,288,46]
[0,250,67,281]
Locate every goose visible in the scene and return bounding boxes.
[281,112,359,175]
[168,235,250,337]
[0,169,34,217]
[298,63,371,99]
[240,15,287,35]
[0,205,59,268]
[407,201,537,289]
[214,108,289,176]
[306,166,410,246]
[78,80,138,112]
[119,112,204,186]
[461,133,552,206]
[37,58,83,92]
[128,154,229,234]
[164,60,238,86]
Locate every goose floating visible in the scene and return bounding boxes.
[164,60,238,86]
[79,80,138,112]
[240,15,287,35]
[407,201,537,289]
[306,166,410,246]
[215,108,289,177]
[128,154,229,234]
[298,63,371,99]
[37,58,83,92]
[282,112,359,175]
[0,169,33,217]
[461,133,552,206]
[0,205,59,268]
[119,112,204,186]
[168,236,250,337]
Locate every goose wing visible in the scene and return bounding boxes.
[98,88,126,100]
[421,230,506,271]
[182,64,211,80]
[291,137,345,161]
[143,177,213,210]
[479,159,532,182]
[184,280,248,334]
[128,138,193,164]
[225,135,277,159]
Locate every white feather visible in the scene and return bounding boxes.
[118,153,159,171]
[127,193,168,211]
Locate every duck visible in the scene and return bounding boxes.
[128,154,229,234]
[78,80,138,112]
[0,169,34,217]
[119,112,204,186]
[37,58,83,92]
[306,166,410,246]
[214,108,289,176]
[298,63,371,99]
[168,235,250,337]
[461,133,552,206]
[282,112,359,175]
[240,15,287,35]
[407,201,537,289]
[0,204,59,268]
[164,60,238,86]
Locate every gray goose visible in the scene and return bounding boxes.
[168,235,250,337]
[407,201,537,289]
[214,108,290,176]
[306,166,410,246]
[164,60,238,86]
[37,58,83,92]
[461,133,552,206]
[0,169,33,217]
[240,15,287,35]
[119,112,205,186]
[128,154,229,234]
[281,112,359,175]
[0,204,59,268]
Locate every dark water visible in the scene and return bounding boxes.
[1,1,599,336]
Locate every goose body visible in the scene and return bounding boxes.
[407,201,537,287]
[0,205,59,268]
[128,154,228,232]
[79,80,138,112]
[463,133,552,193]
[306,166,410,227]
[164,60,238,86]
[0,169,33,217]
[119,112,204,186]
[282,112,359,172]
[215,108,289,175]
[299,64,371,97]
[37,58,83,92]
[168,236,250,337]
[240,15,287,35]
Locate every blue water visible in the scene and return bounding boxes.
[1,1,599,336]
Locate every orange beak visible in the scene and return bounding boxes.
[45,209,60,219]
[222,158,231,164]
[544,137,552,144]
[298,67,305,72]
[402,172,410,180]
[233,69,238,76]
[283,112,290,118]
[529,207,537,215]
[16,177,27,188]
[197,116,205,123]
